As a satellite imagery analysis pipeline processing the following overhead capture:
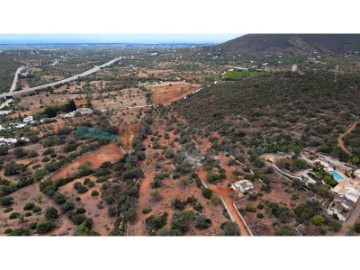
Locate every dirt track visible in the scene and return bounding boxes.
[337,120,360,155]
[198,166,251,236]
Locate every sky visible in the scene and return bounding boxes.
[0,34,241,45]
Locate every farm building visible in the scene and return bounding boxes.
[23,115,34,123]
[232,180,254,193]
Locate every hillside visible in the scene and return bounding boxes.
[173,71,360,165]
[215,34,360,55]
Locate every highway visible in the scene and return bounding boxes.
[0,56,122,99]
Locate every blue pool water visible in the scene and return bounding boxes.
[330,171,343,181]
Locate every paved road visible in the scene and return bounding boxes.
[1,57,122,99]
[10,66,26,92]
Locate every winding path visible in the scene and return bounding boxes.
[337,120,360,155]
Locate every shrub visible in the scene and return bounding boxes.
[0,196,13,207]
[23,202,35,211]
[53,192,66,205]
[8,228,30,236]
[36,221,56,234]
[275,226,296,236]
[45,207,59,220]
[171,211,194,234]
[220,221,240,236]
[145,212,168,235]
[202,188,213,199]
[32,206,42,213]
[3,207,13,213]
[9,212,21,219]
[171,198,185,211]
[150,191,162,202]
[193,215,212,230]
[60,201,75,213]
[91,190,99,197]
[312,215,324,226]
[142,208,152,214]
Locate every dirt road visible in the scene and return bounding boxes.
[337,120,360,155]
[198,166,251,236]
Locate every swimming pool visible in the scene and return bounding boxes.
[329,170,343,181]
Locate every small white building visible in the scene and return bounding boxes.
[291,64,298,72]
[0,110,12,116]
[23,115,34,123]
[64,108,93,118]
[15,123,27,129]
[232,180,254,193]
[234,66,249,71]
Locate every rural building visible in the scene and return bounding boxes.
[234,66,249,71]
[64,108,93,118]
[292,64,298,72]
[232,180,254,193]
[0,110,12,116]
[328,179,360,221]
[23,115,34,123]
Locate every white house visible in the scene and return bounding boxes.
[23,115,34,123]
[0,110,12,116]
[64,108,93,118]
[232,180,254,193]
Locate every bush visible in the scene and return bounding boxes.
[0,196,13,207]
[53,192,66,205]
[23,202,35,211]
[275,225,296,236]
[36,221,56,234]
[74,182,88,194]
[312,215,324,226]
[69,213,87,225]
[9,212,21,219]
[142,208,152,214]
[202,188,213,199]
[171,198,186,211]
[193,215,212,230]
[91,190,99,197]
[150,191,162,202]
[171,211,194,234]
[145,212,168,235]
[3,207,13,213]
[8,227,30,236]
[32,206,42,213]
[60,201,75,213]
[45,207,59,220]
[220,221,240,236]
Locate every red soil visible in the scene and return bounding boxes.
[51,142,123,181]
[152,82,199,105]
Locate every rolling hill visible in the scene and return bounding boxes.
[215,34,360,56]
